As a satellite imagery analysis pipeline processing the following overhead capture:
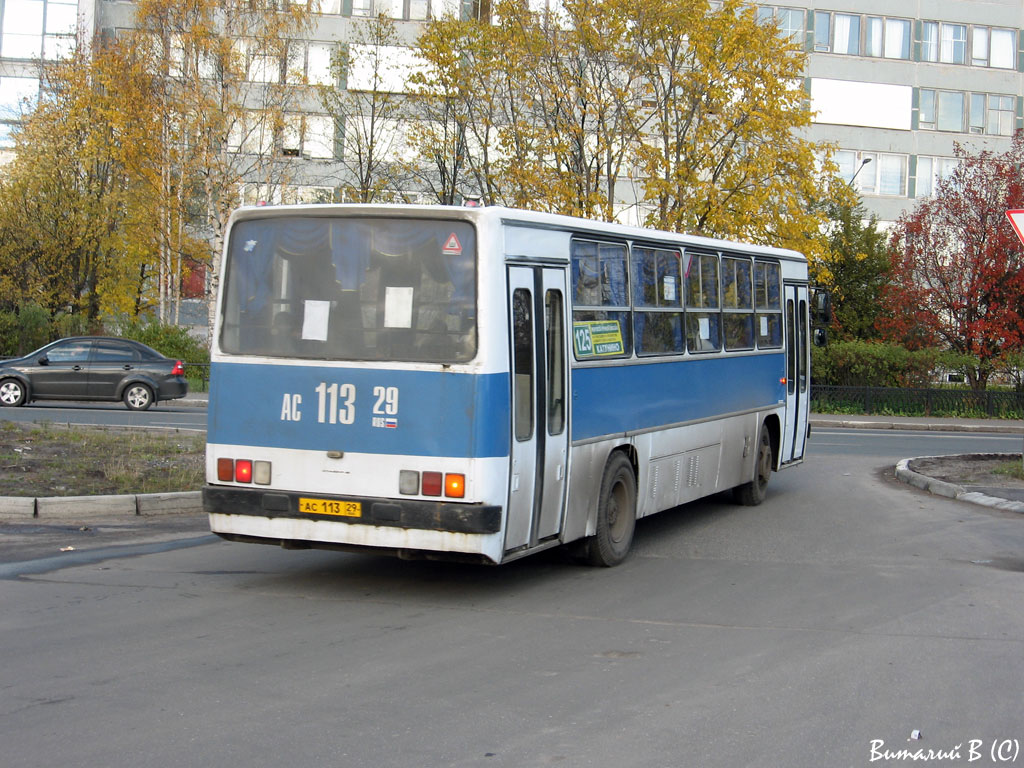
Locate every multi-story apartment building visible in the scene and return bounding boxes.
[0,0,1020,229]
[764,0,1024,225]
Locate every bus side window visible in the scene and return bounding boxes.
[512,288,534,441]
[755,261,783,348]
[545,290,565,435]
[685,252,721,353]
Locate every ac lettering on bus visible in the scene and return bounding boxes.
[315,382,356,425]
[280,393,302,422]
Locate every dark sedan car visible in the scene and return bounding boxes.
[0,337,188,411]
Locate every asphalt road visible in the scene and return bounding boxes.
[2,430,1023,768]
[0,400,207,431]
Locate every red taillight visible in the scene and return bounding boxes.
[217,458,234,482]
[171,360,185,376]
[422,471,443,496]
[235,460,253,483]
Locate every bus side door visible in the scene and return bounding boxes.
[505,265,570,553]
[781,283,810,463]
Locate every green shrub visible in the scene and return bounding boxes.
[17,302,51,355]
[0,311,18,356]
[53,311,91,339]
[112,318,210,364]
[812,340,962,388]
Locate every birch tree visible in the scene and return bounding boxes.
[132,0,315,328]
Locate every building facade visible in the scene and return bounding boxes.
[0,0,1021,227]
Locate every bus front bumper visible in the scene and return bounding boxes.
[202,486,502,535]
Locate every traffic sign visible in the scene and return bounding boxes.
[1006,210,1024,246]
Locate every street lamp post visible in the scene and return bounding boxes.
[849,157,872,188]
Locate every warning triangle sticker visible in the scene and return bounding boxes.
[442,233,462,255]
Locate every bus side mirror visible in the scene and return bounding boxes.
[812,290,832,325]
[813,328,828,347]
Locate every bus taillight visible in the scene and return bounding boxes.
[216,457,270,485]
[402,470,465,498]
[235,460,253,483]
[422,471,443,496]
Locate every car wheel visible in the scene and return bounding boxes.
[123,383,154,411]
[0,378,26,407]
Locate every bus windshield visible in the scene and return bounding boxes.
[219,215,477,363]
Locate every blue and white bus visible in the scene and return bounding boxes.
[204,204,812,565]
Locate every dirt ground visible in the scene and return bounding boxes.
[908,453,1024,488]
[0,421,204,497]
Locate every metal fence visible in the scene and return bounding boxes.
[185,363,210,392]
[811,385,1024,419]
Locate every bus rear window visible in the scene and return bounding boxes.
[219,216,477,363]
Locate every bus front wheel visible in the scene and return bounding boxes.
[734,424,772,506]
[586,452,637,567]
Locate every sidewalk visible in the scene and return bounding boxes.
[811,413,1024,434]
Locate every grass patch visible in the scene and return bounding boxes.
[991,461,1024,481]
[0,421,204,497]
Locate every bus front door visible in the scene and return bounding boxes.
[781,283,810,464]
[505,266,570,554]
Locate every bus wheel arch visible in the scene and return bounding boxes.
[585,448,638,567]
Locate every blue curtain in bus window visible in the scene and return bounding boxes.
[755,261,783,348]
[599,243,628,306]
[571,240,601,306]
[722,257,754,351]
[227,219,278,315]
[685,252,721,353]
[632,246,684,356]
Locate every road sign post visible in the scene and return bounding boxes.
[1009,210,1024,469]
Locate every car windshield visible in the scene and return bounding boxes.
[219,215,477,363]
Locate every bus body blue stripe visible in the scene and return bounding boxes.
[209,353,786,457]
[570,354,786,441]
[207,362,511,458]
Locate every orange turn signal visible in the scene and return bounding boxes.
[445,473,465,498]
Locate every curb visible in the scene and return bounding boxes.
[894,456,1024,514]
[0,491,202,521]
[812,418,1024,434]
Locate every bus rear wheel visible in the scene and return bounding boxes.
[586,452,637,567]
[734,423,772,506]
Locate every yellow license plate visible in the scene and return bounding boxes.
[299,498,362,518]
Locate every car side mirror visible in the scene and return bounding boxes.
[37,355,49,366]
[813,328,828,347]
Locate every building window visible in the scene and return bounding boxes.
[921,89,1016,136]
[814,11,912,59]
[832,13,860,55]
[866,17,911,59]
[813,11,830,52]
[916,156,959,198]
[839,150,907,197]
[972,27,1016,68]
[922,22,1008,67]
[1,0,76,61]
[757,6,804,45]
[940,23,967,64]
